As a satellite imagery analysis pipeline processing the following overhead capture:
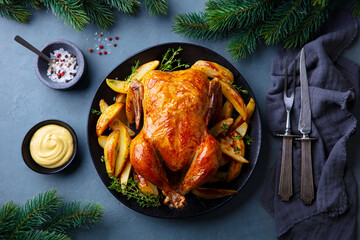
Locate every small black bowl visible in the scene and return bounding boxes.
[35,40,85,90]
[22,120,78,174]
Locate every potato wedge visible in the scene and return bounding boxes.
[229,98,255,132]
[133,172,159,196]
[219,138,248,164]
[209,118,234,137]
[191,60,234,83]
[235,122,248,137]
[220,80,247,121]
[104,131,120,176]
[120,161,132,190]
[96,103,124,137]
[220,100,234,120]
[192,187,237,199]
[227,136,245,182]
[132,60,159,83]
[126,87,135,124]
[99,99,135,136]
[98,135,108,148]
[106,79,130,94]
[115,94,127,103]
[114,123,131,178]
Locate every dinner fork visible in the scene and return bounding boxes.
[278,59,298,201]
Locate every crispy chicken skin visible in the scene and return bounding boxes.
[130,68,222,209]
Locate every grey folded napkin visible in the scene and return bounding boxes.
[261,10,359,239]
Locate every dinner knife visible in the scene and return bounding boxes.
[298,48,316,205]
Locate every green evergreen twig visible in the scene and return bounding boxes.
[82,0,114,30]
[144,0,167,16]
[0,2,31,23]
[102,0,140,14]
[0,189,104,239]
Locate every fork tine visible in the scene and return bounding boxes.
[284,57,288,95]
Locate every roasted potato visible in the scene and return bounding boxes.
[227,135,245,182]
[219,80,247,121]
[209,118,234,137]
[106,79,130,94]
[104,131,120,176]
[219,100,234,120]
[96,103,124,137]
[133,60,159,83]
[98,135,108,148]
[133,172,159,196]
[114,123,131,178]
[219,138,248,164]
[120,161,132,190]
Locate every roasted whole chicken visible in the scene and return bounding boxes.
[128,61,234,209]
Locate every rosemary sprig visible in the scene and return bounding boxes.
[108,176,161,208]
[158,47,189,71]
[230,82,248,94]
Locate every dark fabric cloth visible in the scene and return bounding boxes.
[261,10,359,239]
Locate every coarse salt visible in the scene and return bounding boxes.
[47,48,78,83]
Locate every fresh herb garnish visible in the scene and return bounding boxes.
[221,122,229,131]
[108,176,161,208]
[232,135,243,139]
[100,156,105,163]
[244,134,253,145]
[91,109,102,115]
[231,82,248,94]
[159,47,189,71]
[125,60,140,81]
[234,146,241,154]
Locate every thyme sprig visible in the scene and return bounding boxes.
[108,176,161,208]
[159,47,189,71]
[125,60,140,81]
[230,82,248,94]
[91,109,101,115]
[244,134,253,145]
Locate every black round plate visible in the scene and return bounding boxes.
[87,42,261,218]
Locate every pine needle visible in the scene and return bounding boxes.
[352,0,360,15]
[226,24,260,60]
[22,0,43,10]
[0,2,32,23]
[21,230,71,240]
[144,0,168,16]
[9,189,63,240]
[173,11,225,40]
[205,0,273,34]
[39,0,89,31]
[0,201,20,239]
[102,0,140,14]
[82,0,114,30]
[43,201,104,234]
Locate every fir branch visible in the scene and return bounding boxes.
[0,2,32,23]
[10,189,62,240]
[226,23,260,60]
[144,0,167,16]
[102,0,140,14]
[173,11,225,40]
[352,0,360,15]
[282,3,330,48]
[0,201,20,239]
[261,0,303,45]
[21,230,71,240]
[82,0,114,30]
[108,176,161,208]
[39,0,89,31]
[43,201,104,234]
[22,0,43,10]
[205,0,273,34]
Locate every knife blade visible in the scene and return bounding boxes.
[298,48,316,205]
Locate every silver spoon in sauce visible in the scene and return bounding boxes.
[14,35,56,63]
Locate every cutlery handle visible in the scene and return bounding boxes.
[14,35,51,62]
[278,136,293,201]
[300,140,314,205]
